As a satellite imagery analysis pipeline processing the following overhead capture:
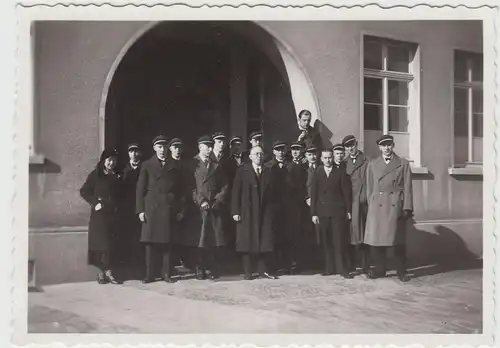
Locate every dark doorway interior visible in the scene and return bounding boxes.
[105,21,296,163]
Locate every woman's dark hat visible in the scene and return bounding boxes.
[99,148,119,162]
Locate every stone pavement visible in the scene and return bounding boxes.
[28,267,482,334]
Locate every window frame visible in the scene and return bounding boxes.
[360,33,422,168]
[452,49,483,167]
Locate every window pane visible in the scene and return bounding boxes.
[364,40,383,70]
[364,104,382,131]
[473,113,483,138]
[454,52,469,82]
[454,111,468,137]
[387,45,410,73]
[472,89,483,113]
[454,87,468,112]
[388,80,409,106]
[364,77,382,103]
[388,106,408,132]
[472,55,483,82]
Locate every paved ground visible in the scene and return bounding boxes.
[28,267,482,334]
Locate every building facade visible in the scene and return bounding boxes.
[29,20,483,286]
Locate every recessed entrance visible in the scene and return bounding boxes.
[104,21,307,160]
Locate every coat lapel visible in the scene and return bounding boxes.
[352,152,367,173]
[379,154,402,180]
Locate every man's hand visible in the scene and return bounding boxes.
[139,212,147,222]
[306,198,311,206]
[298,131,307,141]
[347,212,352,220]
[94,203,103,211]
[201,202,210,211]
[233,215,241,222]
[312,216,320,225]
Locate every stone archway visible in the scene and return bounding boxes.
[99,21,321,160]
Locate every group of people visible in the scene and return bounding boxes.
[80,109,414,285]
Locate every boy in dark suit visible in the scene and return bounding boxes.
[310,145,353,278]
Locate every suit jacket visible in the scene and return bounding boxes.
[297,125,322,150]
[310,163,352,218]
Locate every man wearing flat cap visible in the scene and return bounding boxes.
[243,131,272,164]
[310,145,353,278]
[265,140,293,274]
[187,135,229,280]
[136,134,187,283]
[342,135,370,275]
[364,134,413,282]
[118,143,143,273]
[296,109,322,153]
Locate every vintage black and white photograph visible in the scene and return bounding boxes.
[14,2,496,346]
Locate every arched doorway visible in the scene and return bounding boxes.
[103,21,319,161]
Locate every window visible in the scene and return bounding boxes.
[453,50,483,166]
[362,35,419,163]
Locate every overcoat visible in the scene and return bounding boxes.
[185,154,229,248]
[305,162,320,245]
[264,158,293,246]
[297,125,322,151]
[345,152,369,245]
[364,154,413,246]
[231,164,277,253]
[136,156,187,244]
[80,167,122,254]
[287,161,310,245]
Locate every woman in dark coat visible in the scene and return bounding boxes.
[80,148,122,284]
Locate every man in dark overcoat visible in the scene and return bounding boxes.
[264,140,292,274]
[342,135,370,275]
[189,135,229,280]
[296,109,322,158]
[304,145,320,246]
[136,135,187,283]
[285,141,308,274]
[119,143,143,273]
[243,131,272,164]
[311,145,353,278]
[364,135,413,282]
[231,145,279,280]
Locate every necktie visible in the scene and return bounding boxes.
[351,156,356,164]
[256,167,261,177]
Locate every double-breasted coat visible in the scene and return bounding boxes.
[364,154,413,246]
[186,154,229,248]
[231,164,277,253]
[80,167,122,255]
[345,152,369,245]
[136,156,187,244]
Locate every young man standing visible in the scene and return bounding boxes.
[342,135,370,275]
[310,145,353,278]
[364,135,413,282]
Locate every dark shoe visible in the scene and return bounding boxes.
[142,277,155,284]
[259,272,278,279]
[243,274,253,280]
[397,273,411,282]
[321,271,333,276]
[289,264,298,275]
[367,269,385,279]
[341,272,354,279]
[207,273,220,281]
[196,267,206,280]
[97,273,108,284]
[164,276,177,283]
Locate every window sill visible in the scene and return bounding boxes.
[29,153,45,164]
[410,165,429,175]
[448,163,483,176]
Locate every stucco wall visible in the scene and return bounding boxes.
[29,20,483,229]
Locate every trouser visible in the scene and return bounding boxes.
[144,243,174,279]
[242,253,272,277]
[319,216,351,274]
[198,247,222,275]
[350,243,370,272]
[370,244,407,275]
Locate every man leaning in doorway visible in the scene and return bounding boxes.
[342,135,370,276]
[364,134,413,282]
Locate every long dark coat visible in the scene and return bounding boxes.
[364,154,413,246]
[136,156,187,244]
[184,154,228,248]
[345,152,369,245]
[287,161,310,245]
[80,167,122,254]
[305,162,321,245]
[264,158,293,246]
[231,164,277,253]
